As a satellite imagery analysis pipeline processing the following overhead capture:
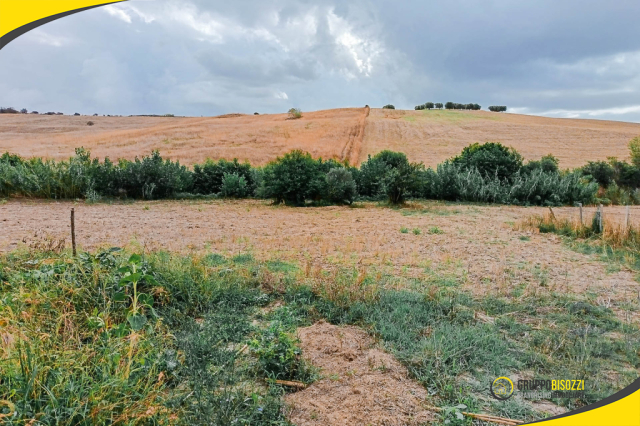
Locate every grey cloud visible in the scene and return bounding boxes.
[1,1,640,121]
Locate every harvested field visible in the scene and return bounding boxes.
[360,108,640,168]
[285,321,434,426]
[2,199,637,319]
[0,107,367,166]
[2,107,639,169]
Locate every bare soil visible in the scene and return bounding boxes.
[285,321,434,426]
[1,200,637,319]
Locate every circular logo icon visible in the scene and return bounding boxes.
[491,377,514,400]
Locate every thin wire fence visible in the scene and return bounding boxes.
[546,205,640,229]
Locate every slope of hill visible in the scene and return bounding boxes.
[361,108,640,168]
[1,107,639,168]
[0,108,366,166]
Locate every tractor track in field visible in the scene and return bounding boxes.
[340,105,369,165]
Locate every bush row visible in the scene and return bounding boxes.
[415,102,483,110]
[0,143,598,206]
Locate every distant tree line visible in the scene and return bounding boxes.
[415,102,443,110]
[488,106,508,112]
[415,102,481,111]
[0,107,174,117]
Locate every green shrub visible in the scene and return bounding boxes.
[357,150,412,198]
[608,158,640,188]
[114,151,192,199]
[426,162,596,206]
[382,104,395,109]
[452,142,523,181]
[192,158,253,195]
[325,167,357,204]
[582,161,615,186]
[521,154,559,174]
[219,172,250,198]
[288,108,302,119]
[259,150,325,205]
[381,161,424,204]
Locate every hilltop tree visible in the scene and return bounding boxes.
[382,104,396,109]
[489,106,507,112]
[435,103,443,109]
[425,102,434,110]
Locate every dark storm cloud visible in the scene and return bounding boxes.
[1,0,640,121]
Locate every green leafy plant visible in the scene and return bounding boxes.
[117,254,158,332]
[250,321,314,382]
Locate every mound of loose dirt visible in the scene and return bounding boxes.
[285,321,434,426]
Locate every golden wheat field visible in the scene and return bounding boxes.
[360,108,640,168]
[1,107,639,167]
[0,108,367,166]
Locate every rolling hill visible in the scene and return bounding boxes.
[1,107,639,168]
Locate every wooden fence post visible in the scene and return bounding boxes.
[626,205,630,230]
[578,203,583,226]
[598,204,603,233]
[71,208,77,257]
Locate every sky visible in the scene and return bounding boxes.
[2,0,640,122]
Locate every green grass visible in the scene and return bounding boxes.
[413,109,500,125]
[0,249,292,425]
[266,260,298,273]
[2,247,638,425]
